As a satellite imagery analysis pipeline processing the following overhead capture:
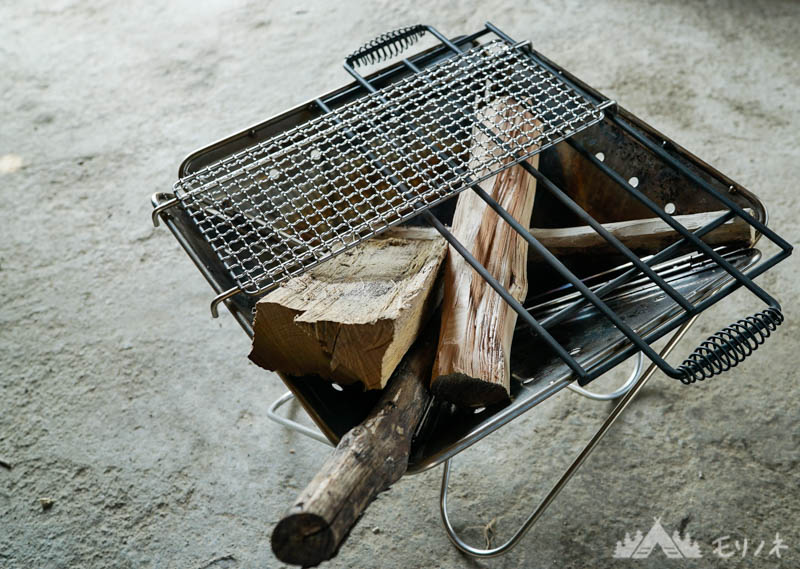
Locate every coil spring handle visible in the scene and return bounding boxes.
[346,25,428,68]
[675,306,784,384]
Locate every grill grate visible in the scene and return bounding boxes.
[153,22,792,480]
[174,40,603,295]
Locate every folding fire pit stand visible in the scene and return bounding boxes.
[151,23,791,559]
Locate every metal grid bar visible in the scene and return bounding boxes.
[404,47,694,317]
[159,22,789,386]
[610,119,793,253]
[566,138,782,307]
[331,43,593,379]
[487,21,791,262]
[382,27,703,381]
[333,23,788,385]
[481,24,788,383]
[174,39,604,294]
[536,210,737,329]
[388,41,747,379]
[520,164,693,311]
[397,55,704,340]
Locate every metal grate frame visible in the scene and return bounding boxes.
[153,22,791,389]
[174,40,604,295]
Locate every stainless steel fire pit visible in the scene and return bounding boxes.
[150,22,791,557]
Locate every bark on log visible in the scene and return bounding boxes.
[431,102,539,407]
[270,332,435,567]
[249,226,446,390]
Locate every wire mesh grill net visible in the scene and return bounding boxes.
[174,40,603,295]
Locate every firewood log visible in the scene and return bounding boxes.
[270,330,435,567]
[431,101,540,407]
[530,209,754,258]
[250,227,446,390]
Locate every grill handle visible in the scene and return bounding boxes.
[345,24,427,67]
[674,307,784,384]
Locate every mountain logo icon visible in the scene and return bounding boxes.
[613,518,702,559]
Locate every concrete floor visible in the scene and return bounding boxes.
[1,1,798,567]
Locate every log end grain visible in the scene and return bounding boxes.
[430,371,510,407]
[272,512,336,567]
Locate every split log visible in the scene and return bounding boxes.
[431,102,540,407]
[249,226,446,390]
[271,330,435,567]
[530,209,754,258]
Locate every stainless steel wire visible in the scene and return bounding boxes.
[439,317,699,558]
[173,40,603,295]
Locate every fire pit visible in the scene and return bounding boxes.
[150,22,791,562]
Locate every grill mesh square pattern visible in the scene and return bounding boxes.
[174,40,604,295]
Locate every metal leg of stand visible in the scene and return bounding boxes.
[439,316,699,558]
[266,391,333,446]
[568,352,644,401]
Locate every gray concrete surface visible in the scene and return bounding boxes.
[1,1,798,567]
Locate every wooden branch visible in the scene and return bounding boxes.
[249,227,446,390]
[271,332,435,567]
[529,209,754,258]
[431,102,539,407]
